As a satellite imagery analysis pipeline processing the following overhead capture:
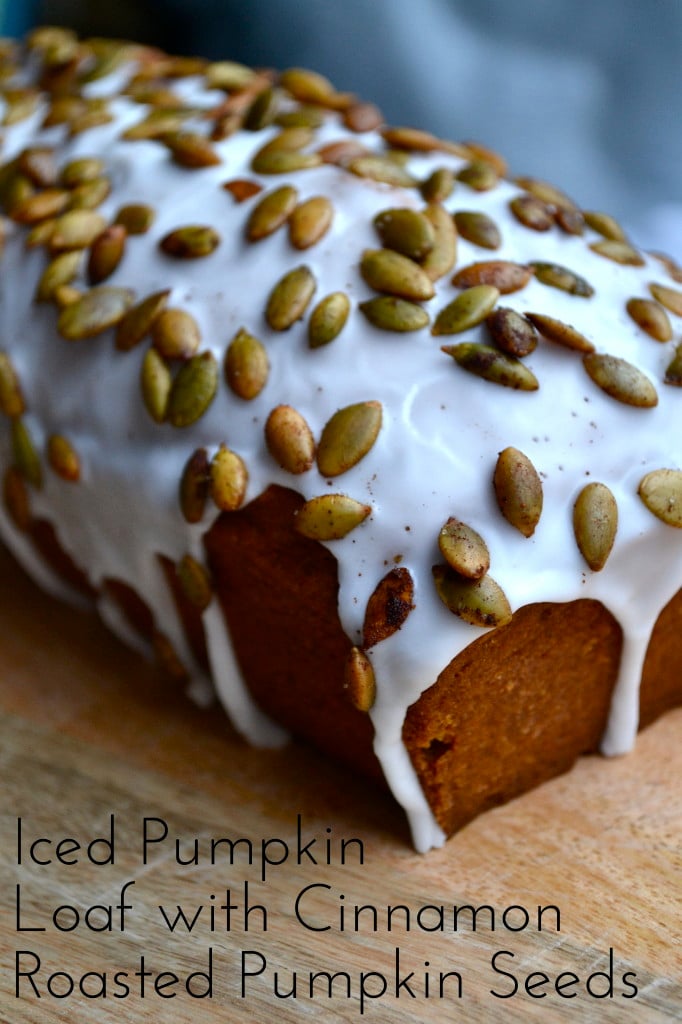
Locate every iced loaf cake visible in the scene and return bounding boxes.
[0,28,680,850]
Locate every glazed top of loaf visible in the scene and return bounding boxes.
[0,30,680,850]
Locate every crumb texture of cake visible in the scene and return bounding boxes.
[0,28,680,850]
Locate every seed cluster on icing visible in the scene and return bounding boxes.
[0,27,681,850]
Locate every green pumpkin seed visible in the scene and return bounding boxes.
[210,444,248,510]
[0,351,25,417]
[276,106,326,129]
[583,353,658,407]
[35,250,83,302]
[49,209,108,252]
[18,146,57,188]
[87,224,126,284]
[177,554,213,611]
[348,155,417,188]
[359,295,430,332]
[648,282,682,317]
[432,564,512,627]
[509,194,553,231]
[114,203,156,235]
[421,167,455,203]
[47,434,80,482]
[590,240,644,266]
[162,131,221,168]
[246,185,299,242]
[373,207,435,260]
[54,285,83,308]
[456,159,499,191]
[452,260,531,294]
[205,59,257,91]
[317,401,382,477]
[11,187,70,224]
[438,517,490,580]
[664,342,682,386]
[525,312,595,353]
[151,308,201,361]
[251,149,322,174]
[625,298,672,342]
[58,286,135,340]
[280,67,336,103]
[11,418,42,489]
[573,482,618,571]
[554,207,585,235]
[179,448,211,523]
[123,110,190,141]
[453,210,501,250]
[289,195,334,249]
[583,210,628,241]
[515,175,577,210]
[60,157,105,188]
[294,493,371,540]
[344,647,376,712]
[362,567,414,648]
[68,176,111,210]
[432,284,499,335]
[255,127,315,155]
[141,348,172,423]
[115,289,170,352]
[2,88,40,126]
[265,404,315,474]
[308,292,350,348]
[244,87,280,131]
[638,469,682,528]
[493,447,543,537]
[360,248,434,301]
[151,630,188,681]
[486,308,538,358]
[265,265,316,330]
[420,202,457,282]
[168,352,219,427]
[530,261,594,297]
[25,217,56,249]
[3,465,31,531]
[442,342,539,390]
[225,327,269,398]
[159,225,220,259]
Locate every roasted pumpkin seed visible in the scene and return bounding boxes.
[509,194,553,231]
[485,307,538,358]
[11,418,42,489]
[308,292,350,348]
[177,554,213,611]
[159,225,220,259]
[168,352,219,427]
[638,469,682,528]
[625,298,672,342]
[49,209,107,252]
[115,289,170,352]
[47,434,80,482]
[493,447,543,537]
[590,240,644,266]
[525,312,595,353]
[360,248,434,301]
[141,348,172,423]
[114,203,156,234]
[453,210,501,250]
[452,260,531,294]
[179,447,211,523]
[294,493,371,540]
[288,195,333,249]
[664,343,682,386]
[87,224,126,284]
[60,157,105,188]
[374,207,435,261]
[35,250,83,302]
[359,295,430,332]
[265,404,315,474]
[648,282,682,317]
[573,482,618,570]
[432,564,512,627]
[58,286,135,340]
[11,187,70,224]
[442,342,539,390]
[344,647,376,712]
[456,159,499,191]
[432,284,499,335]
[0,351,25,417]
[348,155,417,188]
[246,184,298,241]
[151,308,201,361]
[420,202,458,282]
[162,131,221,168]
[438,518,490,580]
[3,465,30,531]
[343,101,384,133]
[530,261,594,297]
[420,167,455,203]
[251,149,322,174]
[210,444,248,510]
[583,353,658,407]
[363,567,415,648]
[317,401,382,477]
[583,210,627,241]
[265,265,316,330]
[225,328,269,398]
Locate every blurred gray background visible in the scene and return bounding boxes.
[7,0,682,259]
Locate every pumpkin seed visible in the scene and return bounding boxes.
[289,195,334,249]
[453,210,501,250]
[554,207,585,235]
[25,218,56,249]
[225,327,269,398]
[87,224,126,284]
[265,404,315,474]
[360,248,434,301]
[2,88,40,125]
[381,126,458,152]
[35,250,83,303]
[509,194,553,231]
[47,434,80,482]
[177,554,213,611]
[246,185,299,241]
[251,149,322,174]
[452,260,531,294]
[590,240,645,266]
[3,465,30,531]
[294,493,371,540]
[457,159,499,191]
[443,342,539,390]
[348,155,417,188]
[649,282,682,317]
[141,348,172,423]
[123,110,190,141]
[60,157,105,188]
[344,647,376,712]
[374,207,435,260]
[573,482,618,571]
[49,209,107,252]
[58,286,135,340]
[664,342,682,386]
[114,203,156,234]
[317,401,382,477]
[18,146,57,188]
[493,446,543,537]
[583,353,658,407]
[525,312,595,353]
[625,298,672,342]
[68,177,111,210]
[265,265,316,330]
[244,86,280,131]
[438,517,490,580]
[152,630,188,681]
[276,106,325,129]
[515,175,577,210]
[308,292,350,348]
[151,308,201,361]
[11,188,70,224]
[179,448,211,523]
[638,469,682,528]
[362,567,415,648]
[485,307,538,358]
[160,225,220,259]
[54,285,83,308]
[432,564,512,627]
[205,59,256,91]
[0,351,25,417]
[343,101,384,132]
[222,178,263,203]
[210,444,248,510]
[421,167,455,203]
[168,352,219,427]
[530,261,594,297]
[11,418,42,489]
[583,210,627,241]
[360,295,430,332]
[463,139,508,176]
[432,284,499,335]
[318,139,369,166]
[162,131,221,168]
[115,289,170,352]
[255,126,315,155]
[280,67,337,104]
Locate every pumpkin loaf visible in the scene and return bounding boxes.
[0,28,680,850]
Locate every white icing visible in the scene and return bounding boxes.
[0,50,680,852]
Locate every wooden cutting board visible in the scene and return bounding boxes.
[1,543,680,1023]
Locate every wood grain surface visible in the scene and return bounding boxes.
[0,543,680,1023]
